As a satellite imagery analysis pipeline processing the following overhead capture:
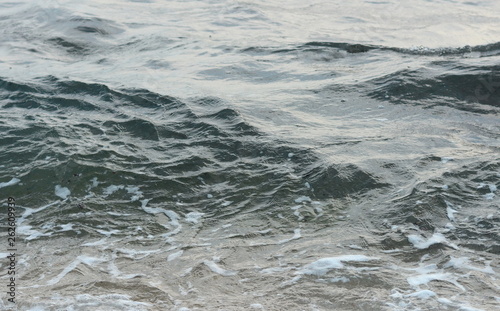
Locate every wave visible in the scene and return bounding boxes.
[0,77,389,217]
[242,41,500,57]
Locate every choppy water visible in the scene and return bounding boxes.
[0,0,499,310]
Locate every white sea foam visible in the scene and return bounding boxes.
[185,212,204,224]
[58,224,74,232]
[444,257,495,274]
[21,201,59,220]
[107,211,132,216]
[55,185,70,199]
[329,276,349,283]
[141,201,182,236]
[260,267,292,274]
[90,177,99,188]
[484,193,495,200]
[407,272,465,291]
[297,255,379,276]
[47,256,106,285]
[0,177,20,188]
[108,252,144,279]
[96,229,120,237]
[103,185,124,195]
[406,289,436,299]
[295,196,311,203]
[447,206,458,221]
[126,186,143,201]
[76,294,151,309]
[277,228,301,244]
[82,238,108,247]
[116,248,161,260]
[26,293,151,311]
[203,260,238,276]
[478,183,497,193]
[280,275,302,287]
[167,250,184,262]
[407,232,457,249]
[18,225,52,240]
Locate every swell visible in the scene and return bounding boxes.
[261,43,500,113]
[242,41,500,57]
[365,65,500,112]
[0,77,389,225]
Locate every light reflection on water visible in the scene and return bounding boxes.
[0,0,499,310]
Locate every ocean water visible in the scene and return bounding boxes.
[0,0,499,310]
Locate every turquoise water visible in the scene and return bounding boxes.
[0,1,499,310]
